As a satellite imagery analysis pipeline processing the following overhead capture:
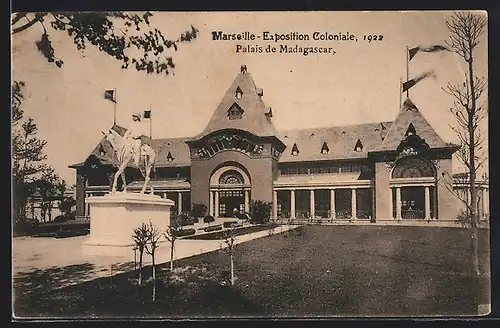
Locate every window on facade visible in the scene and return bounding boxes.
[291,143,300,156]
[228,103,244,120]
[405,123,416,136]
[354,139,363,152]
[166,151,174,162]
[341,164,352,172]
[392,155,435,178]
[310,167,320,174]
[320,166,330,174]
[361,165,371,173]
[99,145,105,157]
[235,86,243,99]
[219,170,245,184]
[321,141,329,154]
[297,167,307,174]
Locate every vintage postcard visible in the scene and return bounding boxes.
[11,10,490,319]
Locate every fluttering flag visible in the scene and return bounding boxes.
[402,71,436,93]
[408,45,449,61]
[143,110,151,119]
[104,89,116,103]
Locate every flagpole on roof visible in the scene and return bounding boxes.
[406,46,409,98]
[399,77,402,109]
[113,88,117,126]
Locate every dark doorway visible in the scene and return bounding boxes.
[401,187,425,219]
[219,190,244,217]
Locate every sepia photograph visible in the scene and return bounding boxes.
[11,10,490,319]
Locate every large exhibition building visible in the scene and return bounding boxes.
[69,66,489,223]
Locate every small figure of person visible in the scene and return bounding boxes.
[123,112,144,167]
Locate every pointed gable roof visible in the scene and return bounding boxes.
[195,67,280,139]
[372,98,449,152]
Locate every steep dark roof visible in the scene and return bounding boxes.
[373,98,449,152]
[194,70,280,139]
[147,137,191,167]
[279,121,393,162]
[69,124,126,168]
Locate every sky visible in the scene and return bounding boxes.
[11,11,488,186]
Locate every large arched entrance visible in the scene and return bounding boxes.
[390,155,437,220]
[209,165,251,218]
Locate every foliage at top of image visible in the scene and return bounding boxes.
[12,12,199,75]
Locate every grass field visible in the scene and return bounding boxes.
[13,225,490,318]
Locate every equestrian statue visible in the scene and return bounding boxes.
[101,112,156,194]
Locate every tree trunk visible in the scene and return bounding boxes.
[170,241,175,272]
[468,52,480,277]
[152,253,156,302]
[138,251,143,285]
[230,253,234,286]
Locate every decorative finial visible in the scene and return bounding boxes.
[240,65,248,74]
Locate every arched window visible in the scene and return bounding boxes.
[392,155,435,179]
[219,170,245,184]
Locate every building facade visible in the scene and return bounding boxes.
[70,67,489,222]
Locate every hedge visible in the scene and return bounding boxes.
[176,228,196,237]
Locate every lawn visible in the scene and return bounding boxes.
[13,225,490,318]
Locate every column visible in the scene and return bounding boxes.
[310,189,315,219]
[163,192,167,199]
[209,191,214,216]
[177,192,182,214]
[244,189,250,214]
[351,188,357,220]
[395,187,402,219]
[330,189,336,219]
[273,190,278,220]
[389,187,394,219]
[424,186,431,220]
[290,189,296,219]
[214,190,219,218]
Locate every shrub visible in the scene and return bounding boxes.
[204,225,223,232]
[192,203,208,218]
[176,228,196,237]
[180,212,196,226]
[456,210,473,228]
[204,215,215,226]
[249,200,272,224]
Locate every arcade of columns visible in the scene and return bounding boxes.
[83,185,489,220]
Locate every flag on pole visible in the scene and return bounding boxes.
[402,71,436,93]
[143,110,151,119]
[408,45,449,61]
[104,90,116,103]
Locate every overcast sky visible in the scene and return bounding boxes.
[12,11,488,185]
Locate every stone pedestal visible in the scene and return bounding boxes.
[82,192,175,257]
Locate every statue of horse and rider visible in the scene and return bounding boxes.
[101,112,156,194]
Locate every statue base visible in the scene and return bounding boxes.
[82,192,175,257]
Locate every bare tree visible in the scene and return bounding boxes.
[132,222,150,285]
[144,221,161,302]
[164,214,183,272]
[221,226,238,286]
[441,11,488,276]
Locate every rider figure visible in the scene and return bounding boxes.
[123,112,143,167]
